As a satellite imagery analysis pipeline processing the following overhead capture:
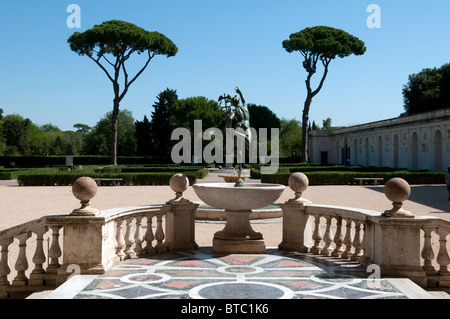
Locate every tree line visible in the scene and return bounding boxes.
[0,90,304,159]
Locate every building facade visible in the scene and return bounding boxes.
[309,109,450,172]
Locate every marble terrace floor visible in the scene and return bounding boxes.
[46,248,433,300]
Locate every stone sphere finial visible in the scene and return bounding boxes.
[71,176,99,216]
[287,172,311,205]
[167,174,189,204]
[382,177,414,218]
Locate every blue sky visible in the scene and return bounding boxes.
[1,0,449,131]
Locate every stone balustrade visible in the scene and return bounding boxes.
[279,172,450,289]
[0,217,63,298]
[420,218,450,288]
[0,174,198,299]
[0,172,449,298]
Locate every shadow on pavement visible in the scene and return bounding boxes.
[367,185,448,214]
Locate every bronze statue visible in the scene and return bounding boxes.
[219,87,251,138]
[218,87,251,187]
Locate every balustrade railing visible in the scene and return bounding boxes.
[305,207,371,262]
[0,174,198,299]
[0,207,174,298]
[279,173,450,290]
[0,218,64,298]
[1,173,449,299]
[420,219,450,288]
[113,208,168,260]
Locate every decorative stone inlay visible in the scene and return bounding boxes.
[66,249,411,300]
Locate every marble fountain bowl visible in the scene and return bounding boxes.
[192,182,285,254]
[192,183,285,211]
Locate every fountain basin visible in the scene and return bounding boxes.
[192,183,285,211]
[192,182,285,254]
[196,203,281,220]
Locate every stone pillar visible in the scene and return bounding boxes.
[165,202,199,252]
[278,203,311,253]
[55,177,118,284]
[164,174,199,251]
[372,218,427,287]
[372,177,427,288]
[278,173,313,253]
[56,216,118,279]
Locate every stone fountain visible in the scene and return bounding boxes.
[193,183,284,253]
[193,88,285,254]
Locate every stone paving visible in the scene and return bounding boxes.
[46,248,434,299]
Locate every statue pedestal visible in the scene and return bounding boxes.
[212,211,266,254]
[65,155,73,166]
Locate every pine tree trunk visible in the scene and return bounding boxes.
[301,96,312,163]
[111,99,120,166]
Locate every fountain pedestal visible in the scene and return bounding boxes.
[192,183,285,254]
[213,210,265,254]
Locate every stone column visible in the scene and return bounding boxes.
[278,173,313,253]
[165,202,199,252]
[278,203,311,253]
[54,177,118,284]
[372,178,427,288]
[372,217,427,288]
[164,174,199,252]
[55,215,119,280]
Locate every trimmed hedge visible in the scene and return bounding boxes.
[17,172,201,186]
[15,165,208,186]
[0,167,75,180]
[258,171,445,186]
[100,166,207,174]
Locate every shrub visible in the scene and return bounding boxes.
[16,169,205,186]
[259,171,445,186]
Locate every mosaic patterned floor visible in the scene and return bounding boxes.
[49,248,430,299]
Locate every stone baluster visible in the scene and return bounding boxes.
[360,221,366,253]
[46,225,62,275]
[144,216,156,255]
[421,226,436,275]
[332,216,344,258]
[436,228,449,276]
[29,226,48,286]
[124,218,136,259]
[352,220,363,261]
[155,214,166,253]
[115,220,126,261]
[322,215,334,256]
[0,238,14,289]
[12,232,32,286]
[310,214,323,254]
[134,216,145,257]
[47,226,62,274]
[341,218,354,260]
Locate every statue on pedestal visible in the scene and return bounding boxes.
[218,87,251,186]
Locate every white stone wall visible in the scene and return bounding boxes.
[309,110,450,172]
